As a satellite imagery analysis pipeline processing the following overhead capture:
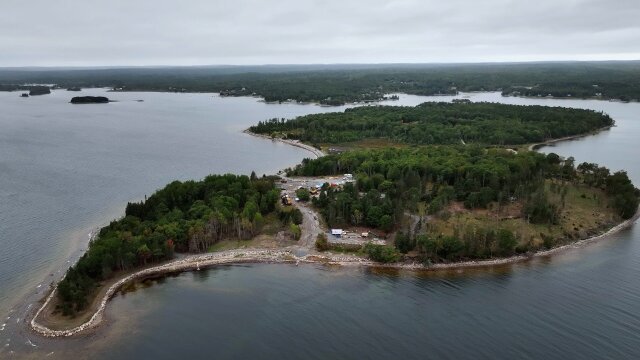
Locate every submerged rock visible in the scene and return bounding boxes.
[70,96,110,104]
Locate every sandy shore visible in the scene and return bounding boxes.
[243,129,325,158]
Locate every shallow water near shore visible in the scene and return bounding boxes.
[2,90,640,359]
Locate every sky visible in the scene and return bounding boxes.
[1,0,639,67]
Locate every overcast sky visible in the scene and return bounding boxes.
[1,0,639,66]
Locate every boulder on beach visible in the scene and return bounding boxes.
[70,96,110,104]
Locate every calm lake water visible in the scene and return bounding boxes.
[1,90,639,359]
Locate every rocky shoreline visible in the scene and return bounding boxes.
[29,204,639,338]
[31,250,297,337]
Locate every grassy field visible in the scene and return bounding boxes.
[426,180,619,251]
[207,213,295,252]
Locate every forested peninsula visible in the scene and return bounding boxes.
[39,100,638,333]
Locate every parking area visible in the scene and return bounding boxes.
[278,175,387,247]
[277,175,351,204]
[328,229,386,246]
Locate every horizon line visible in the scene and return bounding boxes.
[1,59,640,70]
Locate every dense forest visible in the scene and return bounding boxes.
[1,62,640,104]
[292,146,639,260]
[250,102,613,145]
[56,173,299,314]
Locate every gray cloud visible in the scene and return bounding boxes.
[0,0,638,66]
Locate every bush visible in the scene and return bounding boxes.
[296,188,310,201]
[440,236,463,260]
[497,229,517,256]
[280,207,304,225]
[289,224,301,240]
[363,243,401,263]
[523,191,559,224]
[291,208,304,225]
[542,233,555,249]
[395,232,414,253]
[315,233,329,251]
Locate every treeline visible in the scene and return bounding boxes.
[0,84,51,93]
[57,174,287,314]
[502,84,640,102]
[293,146,559,229]
[2,62,640,104]
[292,147,638,259]
[0,84,23,91]
[251,102,613,145]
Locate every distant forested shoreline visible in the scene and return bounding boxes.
[1,61,640,104]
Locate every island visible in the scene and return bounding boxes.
[67,87,82,91]
[29,86,51,96]
[30,101,640,337]
[250,102,615,146]
[70,96,110,104]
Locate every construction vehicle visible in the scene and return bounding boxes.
[281,194,292,206]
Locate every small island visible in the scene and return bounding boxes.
[67,87,82,91]
[29,86,51,96]
[250,102,615,146]
[70,96,110,104]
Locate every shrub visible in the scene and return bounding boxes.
[315,233,329,251]
[363,243,401,263]
[395,232,414,253]
[497,229,517,256]
[296,188,310,201]
[289,224,301,240]
[523,191,559,224]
